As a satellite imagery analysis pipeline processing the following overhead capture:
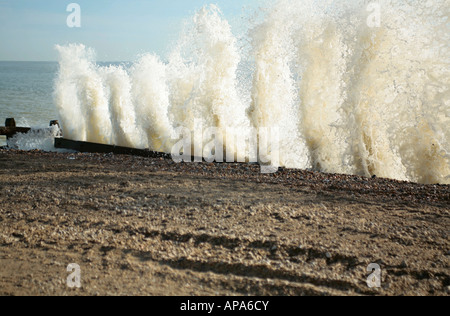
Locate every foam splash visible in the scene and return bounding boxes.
[54,1,450,184]
[7,125,62,152]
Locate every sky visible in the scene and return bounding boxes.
[0,0,263,62]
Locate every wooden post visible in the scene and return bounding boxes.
[5,118,16,128]
[4,118,16,140]
[49,120,60,127]
[50,120,62,137]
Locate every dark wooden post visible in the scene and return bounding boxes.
[4,118,16,140]
[49,120,59,127]
[5,118,16,128]
[50,120,62,137]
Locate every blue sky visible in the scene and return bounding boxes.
[0,0,263,61]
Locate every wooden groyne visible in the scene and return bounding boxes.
[54,138,172,159]
[0,118,61,139]
[0,118,31,139]
[1,118,201,162]
[1,117,174,159]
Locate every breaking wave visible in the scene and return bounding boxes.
[54,0,450,184]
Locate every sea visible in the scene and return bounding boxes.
[0,0,449,184]
[0,61,58,146]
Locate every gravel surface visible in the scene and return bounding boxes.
[0,149,449,296]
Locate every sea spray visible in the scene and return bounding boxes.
[166,5,251,159]
[249,3,309,169]
[102,66,144,149]
[130,54,172,152]
[53,1,450,184]
[7,125,62,152]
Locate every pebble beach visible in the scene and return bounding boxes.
[0,149,449,296]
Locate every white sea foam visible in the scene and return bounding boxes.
[6,125,64,152]
[54,1,450,184]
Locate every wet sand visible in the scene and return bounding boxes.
[0,149,449,296]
